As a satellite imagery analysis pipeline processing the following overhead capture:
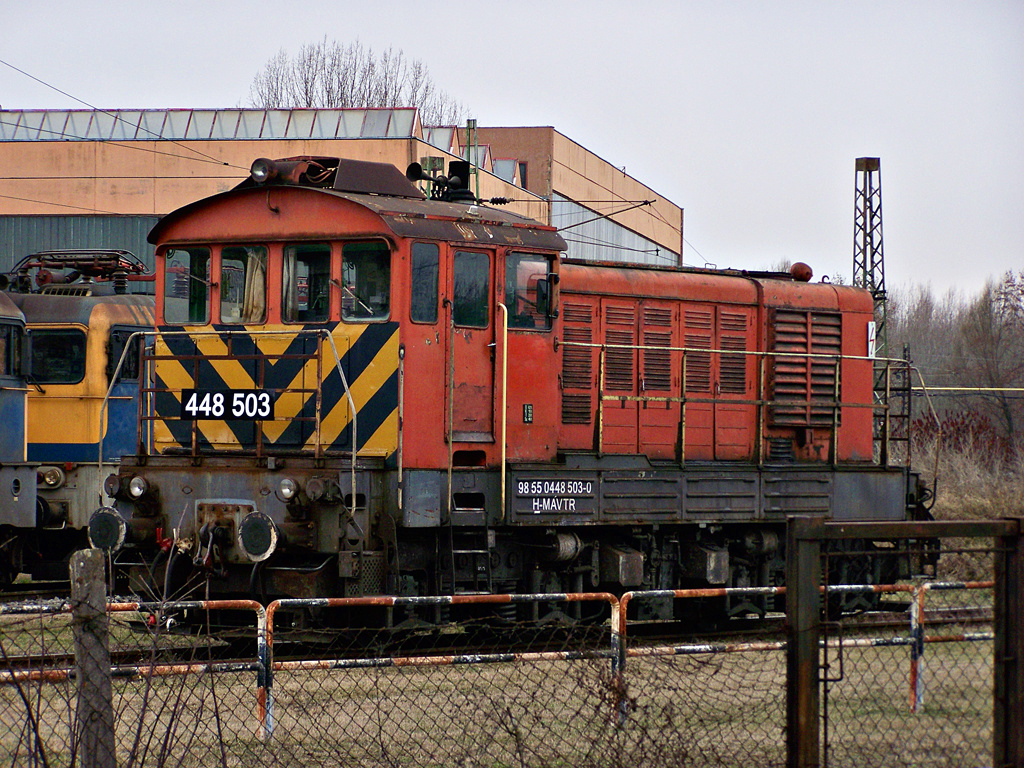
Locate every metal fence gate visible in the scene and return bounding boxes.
[787,517,1024,768]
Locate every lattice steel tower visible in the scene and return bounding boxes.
[853,157,886,358]
[852,157,910,465]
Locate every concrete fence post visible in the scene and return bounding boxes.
[70,549,117,768]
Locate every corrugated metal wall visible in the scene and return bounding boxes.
[551,194,680,267]
[0,216,159,291]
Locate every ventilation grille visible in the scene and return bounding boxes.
[685,309,713,329]
[770,309,842,426]
[720,312,747,332]
[561,327,593,390]
[684,334,712,393]
[643,331,672,391]
[720,335,747,394]
[562,302,592,324]
[561,304,594,425]
[40,285,94,296]
[561,394,592,424]
[605,330,635,390]
[644,307,673,327]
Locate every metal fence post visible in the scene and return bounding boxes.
[909,584,925,713]
[787,516,823,768]
[70,549,117,768]
[612,594,627,726]
[994,517,1024,767]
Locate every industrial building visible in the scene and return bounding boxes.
[0,108,683,280]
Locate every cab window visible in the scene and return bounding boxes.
[411,242,439,323]
[453,251,489,328]
[32,329,87,384]
[505,252,554,330]
[342,242,390,321]
[163,248,210,324]
[283,243,331,323]
[221,246,268,324]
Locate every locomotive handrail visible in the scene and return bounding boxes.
[908,365,942,509]
[570,337,915,467]
[323,329,359,521]
[559,336,911,365]
[98,329,152,497]
[498,302,509,522]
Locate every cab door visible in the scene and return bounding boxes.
[445,249,495,442]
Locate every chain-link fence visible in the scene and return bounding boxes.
[263,593,622,767]
[0,553,267,767]
[821,547,996,768]
[790,518,1022,768]
[0,523,1021,767]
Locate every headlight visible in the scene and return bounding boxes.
[128,476,149,498]
[250,157,276,184]
[38,467,66,488]
[278,478,299,501]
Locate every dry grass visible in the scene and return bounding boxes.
[915,439,1024,520]
[913,440,1024,582]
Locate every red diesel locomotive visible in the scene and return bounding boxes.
[91,156,923,620]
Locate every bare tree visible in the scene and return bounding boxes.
[888,283,966,387]
[248,38,466,125]
[953,271,1024,446]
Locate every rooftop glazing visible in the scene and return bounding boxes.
[0,108,425,142]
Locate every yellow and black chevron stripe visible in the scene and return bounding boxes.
[151,322,398,458]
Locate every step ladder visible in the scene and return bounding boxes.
[875,354,912,467]
[441,501,495,595]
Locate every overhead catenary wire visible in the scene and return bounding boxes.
[0,117,244,169]
[561,236,679,264]
[0,192,122,215]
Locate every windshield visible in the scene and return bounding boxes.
[31,329,86,384]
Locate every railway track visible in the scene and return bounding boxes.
[0,581,70,610]
[0,580,70,604]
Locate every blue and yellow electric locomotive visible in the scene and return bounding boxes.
[1,251,154,579]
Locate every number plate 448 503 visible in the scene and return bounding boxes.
[180,389,275,420]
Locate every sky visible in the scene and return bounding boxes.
[2,0,1021,297]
